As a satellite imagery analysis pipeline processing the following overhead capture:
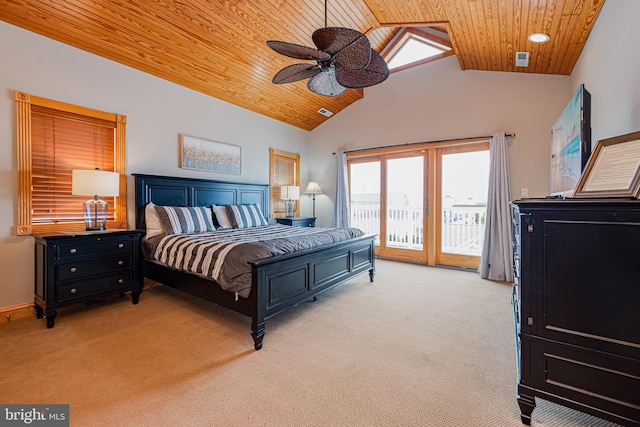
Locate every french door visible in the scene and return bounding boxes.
[349,150,427,263]
[348,141,489,268]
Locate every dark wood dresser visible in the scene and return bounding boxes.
[511,199,640,426]
[33,229,143,328]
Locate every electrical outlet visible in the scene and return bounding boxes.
[521,188,529,198]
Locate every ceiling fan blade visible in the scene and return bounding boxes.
[272,64,321,84]
[335,49,389,88]
[267,40,330,61]
[312,27,371,70]
[307,68,347,97]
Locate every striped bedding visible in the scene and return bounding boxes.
[143,224,364,298]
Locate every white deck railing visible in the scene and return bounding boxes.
[350,204,486,256]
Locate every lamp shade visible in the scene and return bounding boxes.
[280,185,300,200]
[72,169,120,197]
[304,181,323,195]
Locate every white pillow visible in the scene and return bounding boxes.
[212,205,234,229]
[145,202,165,238]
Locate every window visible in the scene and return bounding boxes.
[16,91,127,235]
[269,148,300,217]
[382,28,453,73]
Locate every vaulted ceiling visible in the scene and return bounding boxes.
[0,0,605,131]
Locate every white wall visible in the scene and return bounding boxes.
[570,0,640,143]
[308,56,570,226]
[0,22,309,307]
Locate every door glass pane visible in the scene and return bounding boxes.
[350,161,381,245]
[441,150,489,256]
[386,157,423,250]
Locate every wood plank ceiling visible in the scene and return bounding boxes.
[0,0,605,131]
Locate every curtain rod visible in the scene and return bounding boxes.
[333,133,515,155]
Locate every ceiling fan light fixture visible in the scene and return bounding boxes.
[308,67,347,97]
[528,33,550,43]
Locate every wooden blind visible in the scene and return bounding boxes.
[269,148,300,216]
[31,110,116,223]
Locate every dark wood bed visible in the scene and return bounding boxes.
[134,174,375,350]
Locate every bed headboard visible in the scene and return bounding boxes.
[134,174,270,230]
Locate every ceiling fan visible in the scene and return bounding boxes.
[266,0,389,97]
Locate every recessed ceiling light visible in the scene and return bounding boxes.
[528,33,550,43]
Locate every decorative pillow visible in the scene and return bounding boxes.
[225,204,268,228]
[212,205,234,229]
[154,205,215,235]
[144,202,166,238]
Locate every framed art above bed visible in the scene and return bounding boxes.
[180,134,241,174]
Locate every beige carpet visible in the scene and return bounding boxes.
[0,260,620,426]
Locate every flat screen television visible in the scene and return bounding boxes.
[550,84,592,196]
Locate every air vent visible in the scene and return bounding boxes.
[317,108,334,117]
[515,52,529,67]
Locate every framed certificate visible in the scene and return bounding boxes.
[573,131,640,198]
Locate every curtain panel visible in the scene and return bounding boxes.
[479,132,513,282]
[334,150,350,227]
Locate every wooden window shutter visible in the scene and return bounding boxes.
[269,148,300,217]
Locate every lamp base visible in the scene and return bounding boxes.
[285,200,295,218]
[83,197,108,231]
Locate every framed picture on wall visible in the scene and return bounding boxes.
[180,134,241,174]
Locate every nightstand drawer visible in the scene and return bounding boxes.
[56,255,131,281]
[57,238,132,260]
[57,274,132,302]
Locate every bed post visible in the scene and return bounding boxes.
[251,265,266,350]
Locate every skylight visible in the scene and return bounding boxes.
[383,28,453,73]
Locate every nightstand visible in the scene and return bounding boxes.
[33,229,143,328]
[276,217,316,227]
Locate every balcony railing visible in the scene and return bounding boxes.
[350,204,486,256]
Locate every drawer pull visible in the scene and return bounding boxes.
[69,248,77,254]
[70,267,77,273]
[70,288,77,294]
[118,243,124,248]
[118,279,124,284]
[118,260,124,266]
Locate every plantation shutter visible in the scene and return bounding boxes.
[31,106,116,223]
[269,148,300,216]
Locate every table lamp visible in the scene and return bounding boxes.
[280,185,300,218]
[72,169,120,230]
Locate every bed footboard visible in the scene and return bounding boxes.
[249,234,375,350]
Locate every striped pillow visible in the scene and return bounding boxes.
[154,205,215,234]
[212,205,234,229]
[225,204,268,228]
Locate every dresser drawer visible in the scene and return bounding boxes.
[57,274,133,302]
[527,337,640,423]
[56,255,131,281]
[57,238,131,260]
